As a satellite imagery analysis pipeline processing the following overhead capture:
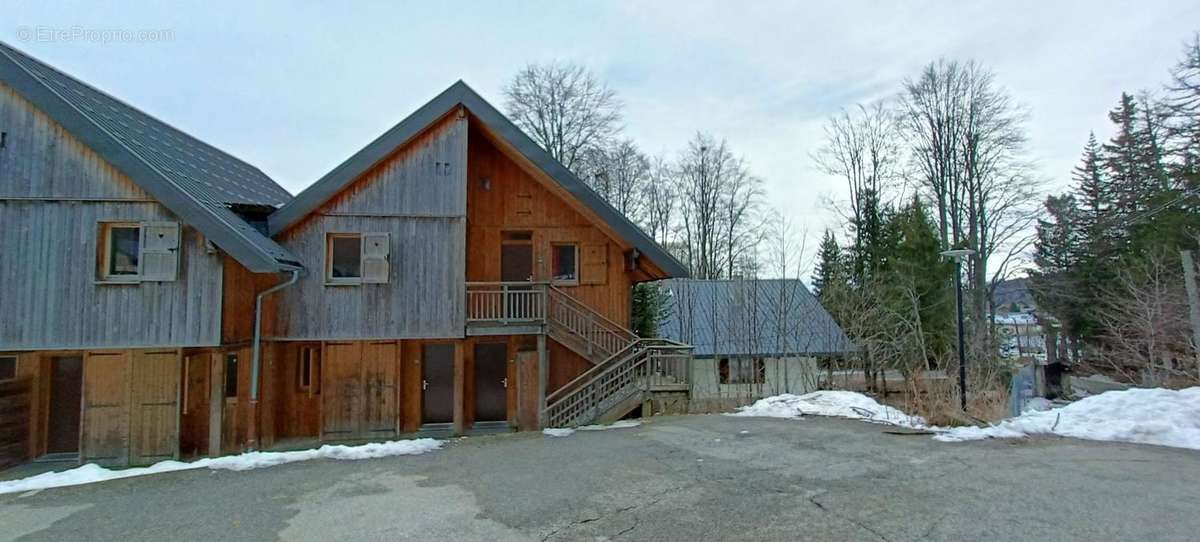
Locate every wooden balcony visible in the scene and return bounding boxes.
[465,282,547,336]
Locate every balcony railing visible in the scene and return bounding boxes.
[465,282,546,323]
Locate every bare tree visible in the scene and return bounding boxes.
[579,138,651,222]
[642,155,678,246]
[813,101,903,242]
[503,62,622,172]
[674,133,761,279]
[1096,250,1197,385]
[900,59,1040,340]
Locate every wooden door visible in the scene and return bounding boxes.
[501,243,533,283]
[322,342,362,440]
[362,342,398,437]
[422,344,455,424]
[46,356,83,454]
[81,352,131,465]
[180,354,210,457]
[474,343,508,422]
[129,350,180,465]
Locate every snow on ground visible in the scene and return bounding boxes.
[729,391,927,429]
[0,438,443,495]
[543,419,642,437]
[579,420,642,431]
[936,387,1200,450]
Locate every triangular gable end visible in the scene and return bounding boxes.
[0,41,300,273]
[270,80,688,279]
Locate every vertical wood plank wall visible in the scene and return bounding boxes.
[0,83,224,350]
[271,112,468,340]
[466,121,634,326]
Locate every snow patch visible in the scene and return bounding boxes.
[936,387,1200,450]
[0,438,443,495]
[578,419,642,431]
[729,391,927,428]
[542,419,642,437]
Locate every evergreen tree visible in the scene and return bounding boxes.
[812,229,845,301]
[631,282,669,338]
[886,196,954,358]
[1031,194,1088,340]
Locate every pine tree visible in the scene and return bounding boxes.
[812,229,844,301]
[1030,194,1088,340]
[1102,94,1152,219]
[886,196,954,357]
[631,282,669,338]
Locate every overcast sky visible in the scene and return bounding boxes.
[7,1,1199,272]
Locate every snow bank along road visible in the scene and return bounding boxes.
[3,414,1198,542]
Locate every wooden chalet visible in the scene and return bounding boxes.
[0,42,691,468]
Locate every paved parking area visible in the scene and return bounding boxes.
[3,414,1198,541]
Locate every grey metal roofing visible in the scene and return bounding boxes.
[0,41,300,272]
[660,279,853,357]
[269,80,688,278]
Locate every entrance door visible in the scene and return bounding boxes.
[422,344,455,424]
[501,243,533,283]
[362,342,398,436]
[322,342,363,440]
[47,356,83,454]
[474,343,508,422]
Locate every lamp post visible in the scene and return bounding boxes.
[941,248,976,411]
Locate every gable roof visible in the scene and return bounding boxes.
[660,279,853,357]
[0,41,300,272]
[269,80,688,278]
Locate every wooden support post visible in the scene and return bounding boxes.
[207,352,222,457]
[453,342,465,436]
[537,334,548,429]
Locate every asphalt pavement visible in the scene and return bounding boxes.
[2,414,1197,541]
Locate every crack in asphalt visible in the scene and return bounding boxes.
[540,484,689,541]
[808,494,893,542]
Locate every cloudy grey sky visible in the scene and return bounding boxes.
[7,1,1199,270]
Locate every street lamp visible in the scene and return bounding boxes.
[941,248,976,411]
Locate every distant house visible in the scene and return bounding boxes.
[659,279,852,411]
[0,42,691,468]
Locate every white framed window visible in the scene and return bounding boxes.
[552,243,579,284]
[98,221,180,282]
[102,222,141,280]
[325,232,390,285]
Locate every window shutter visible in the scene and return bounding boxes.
[581,243,608,285]
[140,222,180,281]
[361,233,390,284]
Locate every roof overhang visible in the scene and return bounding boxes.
[0,42,300,273]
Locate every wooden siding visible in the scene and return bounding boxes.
[271,113,467,340]
[466,122,633,326]
[0,82,224,350]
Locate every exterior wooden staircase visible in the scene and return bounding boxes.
[465,282,693,427]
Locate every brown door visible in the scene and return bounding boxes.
[501,243,533,283]
[47,356,83,454]
[179,354,210,457]
[128,350,180,465]
[422,344,455,424]
[474,343,508,422]
[362,342,398,437]
[322,342,362,440]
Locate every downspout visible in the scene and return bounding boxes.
[247,269,300,450]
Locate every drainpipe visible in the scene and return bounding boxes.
[246,269,300,450]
